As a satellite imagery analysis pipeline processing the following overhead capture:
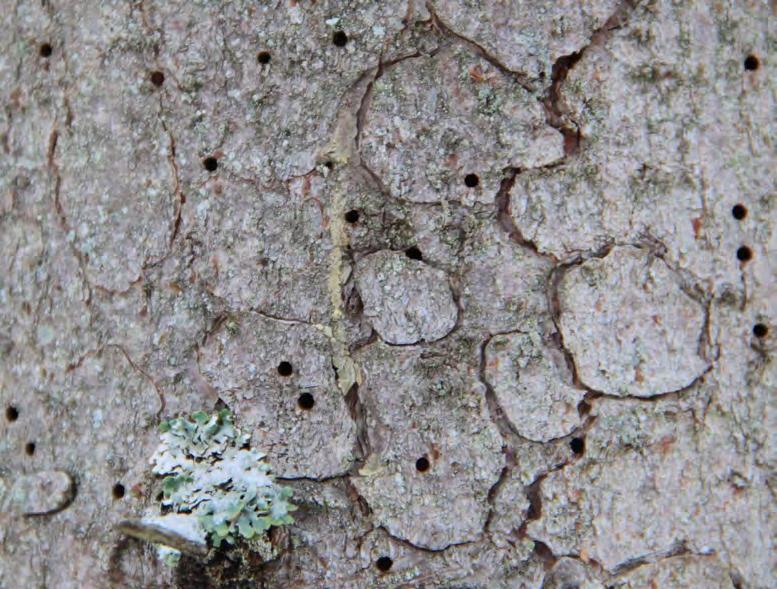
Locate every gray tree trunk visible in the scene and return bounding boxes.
[1,1,775,587]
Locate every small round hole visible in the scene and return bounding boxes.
[753,323,768,338]
[744,55,759,71]
[736,246,752,262]
[25,442,36,456]
[570,437,585,455]
[297,392,315,410]
[332,31,348,47]
[415,455,430,472]
[405,246,423,261]
[5,406,19,422]
[277,361,293,377]
[344,209,360,224]
[464,173,480,188]
[39,43,53,58]
[150,70,165,87]
[375,556,393,572]
[731,204,747,220]
[257,51,271,65]
[113,483,126,500]
[203,156,218,172]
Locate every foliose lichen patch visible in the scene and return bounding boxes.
[1,0,774,586]
[149,410,296,563]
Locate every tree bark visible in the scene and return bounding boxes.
[1,1,774,587]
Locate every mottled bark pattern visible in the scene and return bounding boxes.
[0,1,774,588]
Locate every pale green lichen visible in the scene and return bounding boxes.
[157,545,183,567]
[151,410,296,552]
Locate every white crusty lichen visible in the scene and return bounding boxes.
[149,409,296,563]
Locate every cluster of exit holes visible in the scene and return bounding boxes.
[4,407,37,457]
[28,37,767,563]
[193,31,348,175]
[276,362,317,410]
[735,53,759,273]
[732,50,767,340]
[731,200,769,339]
[285,366,435,476]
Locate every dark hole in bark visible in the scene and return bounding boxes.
[744,55,759,71]
[415,455,430,472]
[25,442,36,456]
[570,437,585,455]
[113,483,126,500]
[731,204,747,220]
[257,51,271,64]
[753,323,768,338]
[332,31,348,47]
[405,246,423,260]
[464,173,480,187]
[39,43,53,57]
[375,556,393,572]
[5,406,18,422]
[736,246,752,262]
[297,392,315,410]
[203,157,218,172]
[344,209,360,224]
[277,361,293,377]
[150,71,165,87]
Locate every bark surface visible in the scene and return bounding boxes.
[0,1,775,588]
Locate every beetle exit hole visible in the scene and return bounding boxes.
[113,483,126,500]
[570,437,585,455]
[5,406,19,422]
[297,392,315,410]
[405,246,423,261]
[415,455,430,472]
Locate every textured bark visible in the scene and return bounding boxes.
[1,1,775,588]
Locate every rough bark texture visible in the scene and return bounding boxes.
[1,1,775,588]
